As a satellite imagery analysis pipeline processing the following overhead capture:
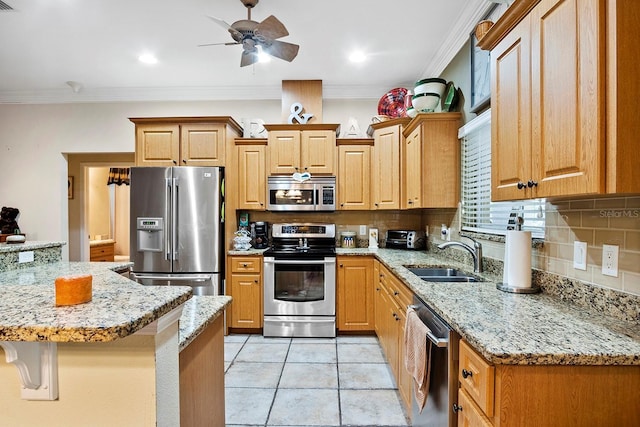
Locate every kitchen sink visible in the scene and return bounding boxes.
[406,267,482,283]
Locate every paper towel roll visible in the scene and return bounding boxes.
[502,231,532,288]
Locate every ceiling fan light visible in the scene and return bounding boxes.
[257,46,271,63]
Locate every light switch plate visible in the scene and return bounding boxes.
[602,244,619,277]
[359,225,367,236]
[573,241,587,270]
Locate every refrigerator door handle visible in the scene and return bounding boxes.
[172,177,179,261]
[165,177,172,260]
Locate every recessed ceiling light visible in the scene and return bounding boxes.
[349,51,367,63]
[138,53,158,65]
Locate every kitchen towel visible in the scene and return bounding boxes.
[404,307,432,413]
[502,230,532,288]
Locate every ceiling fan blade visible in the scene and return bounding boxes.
[260,39,299,62]
[254,15,289,40]
[207,15,242,40]
[240,50,259,67]
[198,42,240,47]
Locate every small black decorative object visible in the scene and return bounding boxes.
[0,206,20,234]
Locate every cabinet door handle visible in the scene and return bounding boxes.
[339,264,344,268]
[394,290,399,296]
[452,403,463,413]
[254,279,258,283]
[462,369,473,379]
[527,179,538,188]
[182,159,186,164]
[242,263,248,267]
[173,160,178,165]
[517,181,526,190]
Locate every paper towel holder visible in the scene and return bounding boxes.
[496,282,540,294]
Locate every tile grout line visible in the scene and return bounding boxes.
[263,337,292,427]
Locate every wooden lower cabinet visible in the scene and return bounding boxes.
[89,241,115,262]
[228,256,262,329]
[374,260,413,410]
[458,339,640,426]
[337,256,374,331]
[179,314,225,426]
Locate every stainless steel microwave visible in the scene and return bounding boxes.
[267,176,336,211]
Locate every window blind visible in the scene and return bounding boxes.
[459,109,545,239]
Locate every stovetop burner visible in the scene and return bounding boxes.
[265,223,336,259]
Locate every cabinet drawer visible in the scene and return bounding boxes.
[90,244,114,262]
[457,388,493,427]
[230,257,262,273]
[459,340,495,417]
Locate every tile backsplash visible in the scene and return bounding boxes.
[424,196,640,297]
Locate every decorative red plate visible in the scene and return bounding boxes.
[377,87,408,118]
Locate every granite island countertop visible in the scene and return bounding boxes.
[0,261,192,343]
[337,248,640,366]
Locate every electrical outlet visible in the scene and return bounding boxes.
[18,251,34,263]
[573,241,587,270]
[359,225,367,236]
[602,244,619,277]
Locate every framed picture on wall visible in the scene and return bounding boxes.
[470,31,491,113]
[68,176,74,199]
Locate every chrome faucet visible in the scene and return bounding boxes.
[437,236,483,273]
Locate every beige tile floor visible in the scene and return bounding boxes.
[224,334,410,427]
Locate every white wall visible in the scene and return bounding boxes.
[0,99,376,259]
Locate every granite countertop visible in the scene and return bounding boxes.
[179,295,231,351]
[0,241,66,253]
[0,261,191,343]
[337,248,640,366]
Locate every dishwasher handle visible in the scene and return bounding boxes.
[408,304,449,348]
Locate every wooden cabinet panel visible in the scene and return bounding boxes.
[301,130,335,174]
[530,0,603,197]
[236,142,266,210]
[90,242,115,262]
[457,389,493,427]
[337,256,374,331]
[268,131,301,174]
[371,124,402,210]
[403,126,422,208]
[229,273,262,328]
[180,124,225,166]
[135,124,180,167]
[338,144,371,210]
[230,257,262,273]
[228,255,262,329]
[491,17,532,201]
[459,340,495,417]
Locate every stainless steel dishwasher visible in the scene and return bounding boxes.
[409,295,460,427]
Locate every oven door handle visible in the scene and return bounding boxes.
[264,258,335,265]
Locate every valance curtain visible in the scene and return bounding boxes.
[107,168,130,186]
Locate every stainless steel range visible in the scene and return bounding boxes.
[263,223,336,338]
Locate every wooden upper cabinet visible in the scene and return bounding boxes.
[236,139,267,210]
[371,119,408,210]
[491,15,532,201]
[180,124,226,166]
[135,124,180,167]
[402,113,461,209]
[337,140,372,210]
[483,0,639,199]
[131,117,242,167]
[264,124,339,175]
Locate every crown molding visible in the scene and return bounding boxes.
[419,0,495,78]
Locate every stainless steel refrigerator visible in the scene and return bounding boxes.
[129,166,224,295]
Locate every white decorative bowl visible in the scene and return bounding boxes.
[414,78,447,98]
[406,107,417,118]
[412,93,440,112]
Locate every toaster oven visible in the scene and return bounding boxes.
[385,230,425,249]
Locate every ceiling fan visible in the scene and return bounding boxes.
[200,0,300,67]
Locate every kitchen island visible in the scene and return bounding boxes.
[0,242,230,426]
